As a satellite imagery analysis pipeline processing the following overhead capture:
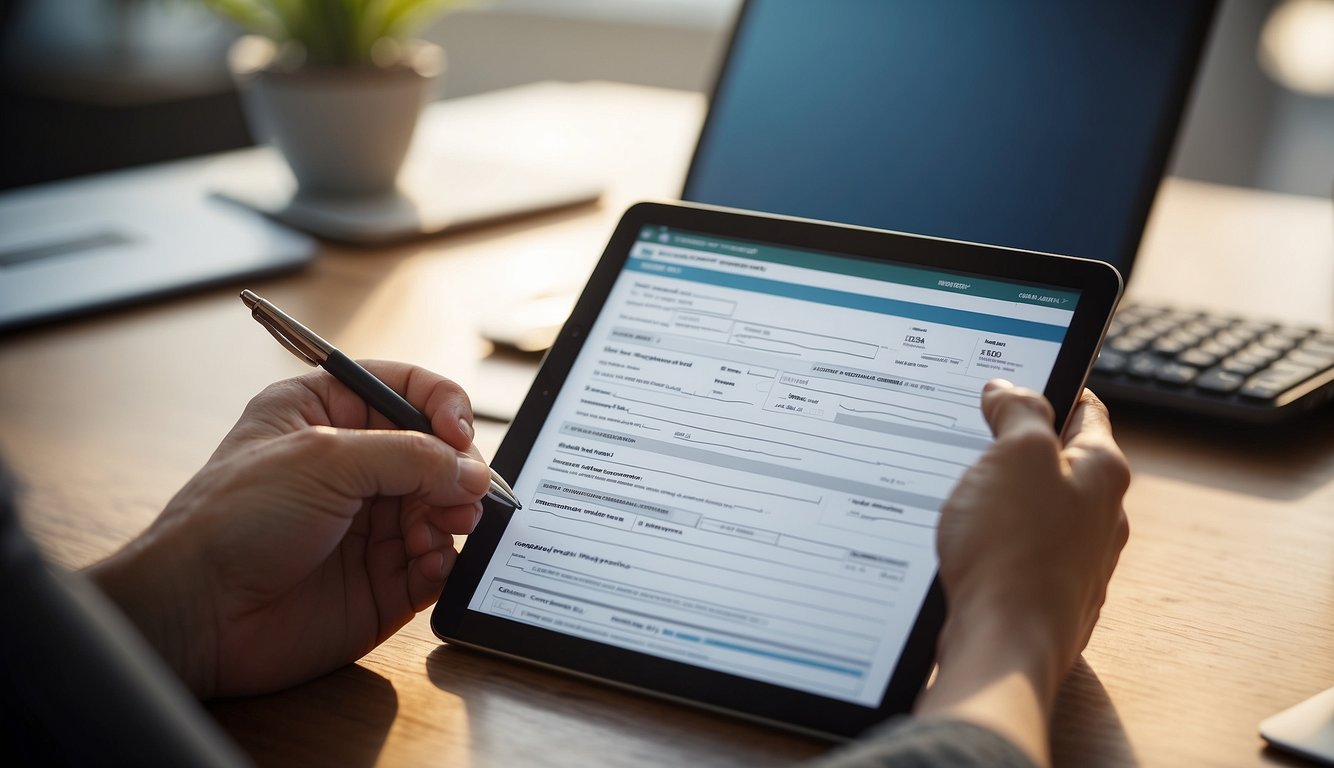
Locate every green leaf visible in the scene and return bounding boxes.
[202,0,469,66]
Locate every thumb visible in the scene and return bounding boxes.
[980,379,1057,442]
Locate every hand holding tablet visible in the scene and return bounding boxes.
[433,202,1123,738]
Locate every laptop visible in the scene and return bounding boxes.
[682,0,1334,424]
[0,157,316,333]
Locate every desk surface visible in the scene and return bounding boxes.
[2,81,1332,768]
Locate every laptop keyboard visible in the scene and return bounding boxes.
[1088,302,1334,424]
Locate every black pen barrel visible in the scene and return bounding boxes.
[322,350,434,434]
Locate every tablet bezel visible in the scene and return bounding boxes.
[433,201,1123,739]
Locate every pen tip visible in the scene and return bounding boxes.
[240,289,258,309]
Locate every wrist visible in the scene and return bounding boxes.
[937,595,1066,708]
[85,523,218,698]
[946,568,1087,678]
[915,595,1068,768]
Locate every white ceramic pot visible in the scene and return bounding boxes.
[229,36,443,198]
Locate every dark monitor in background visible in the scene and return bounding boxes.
[682,1,1334,425]
[683,0,1217,281]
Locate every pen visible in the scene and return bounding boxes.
[239,289,521,510]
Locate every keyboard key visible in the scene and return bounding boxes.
[1258,333,1299,352]
[1240,366,1320,400]
[1239,345,1283,364]
[1282,349,1334,370]
[1264,359,1308,374]
[1218,327,1260,345]
[1144,318,1182,335]
[1239,381,1283,400]
[1155,362,1199,385]
[1195,368,1246,393]
[1219,357,1260,376]
[1271,326,1315,342]
[1189,321,1221,338]
[1301,336,1334,356]
[1124,325,1161,342]
[1109,335,1148,353]
[1177,349,1219,368]
[1198,339,1237,357]
[1127,353,1162,378]
[1152,336,1190,355]
[1093,349,1127,373]
[1170,329,1207,346]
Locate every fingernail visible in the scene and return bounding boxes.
[984,379,1014,393]
[438,552,450,580]
[456,457,490,493]
[457,417,474,441]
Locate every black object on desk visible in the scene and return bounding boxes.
[1090,303,1334,424]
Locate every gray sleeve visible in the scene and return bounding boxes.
[804,717,1037,768]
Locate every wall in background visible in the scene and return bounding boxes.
[1,0,1329,198]
[1171,0,1334,197]
[422,2,733,101]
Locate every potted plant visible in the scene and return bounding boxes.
[209,0,465,198]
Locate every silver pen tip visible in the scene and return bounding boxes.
[239,289,260,310]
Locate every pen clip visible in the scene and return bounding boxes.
[253,308,322,366]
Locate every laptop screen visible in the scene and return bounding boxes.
[682,0,1215,279]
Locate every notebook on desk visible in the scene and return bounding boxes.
[681,0,1334,424]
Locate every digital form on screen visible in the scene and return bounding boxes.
[468,227,1081,706]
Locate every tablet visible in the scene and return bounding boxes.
[432,202,1122,738]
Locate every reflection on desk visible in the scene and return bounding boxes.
[0,81,1331,768]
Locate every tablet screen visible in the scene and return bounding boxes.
[465,225,1081,707]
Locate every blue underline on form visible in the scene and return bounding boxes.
[662,629,865,677]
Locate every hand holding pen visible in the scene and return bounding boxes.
[240,289,520,509]
[89,343,500,697]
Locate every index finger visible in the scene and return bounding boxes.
[349,360,476,452]
[1060,388,1131,495]
[1060,388,1115,448]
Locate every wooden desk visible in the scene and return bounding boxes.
[2,81,1332,768]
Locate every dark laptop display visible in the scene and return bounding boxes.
[678,1,1334,425]
[683,0,1216,279]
